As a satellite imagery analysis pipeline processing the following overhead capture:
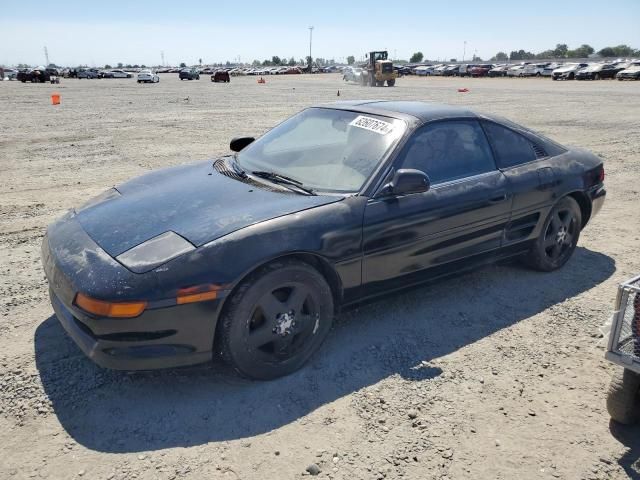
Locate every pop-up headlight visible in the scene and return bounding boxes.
[116,231,195,273]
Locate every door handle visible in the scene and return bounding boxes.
[489,193,507,203]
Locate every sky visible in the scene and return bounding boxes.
[1,0,639,66]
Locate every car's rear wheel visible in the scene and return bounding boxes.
[218,259,334,380]
[525,196,582,271]
[607,368,640,425]
[387,79,395,86]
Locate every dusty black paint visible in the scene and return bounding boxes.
[42,101,606,370]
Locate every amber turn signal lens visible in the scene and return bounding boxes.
[75,293,147,318]
[176,284,219,305]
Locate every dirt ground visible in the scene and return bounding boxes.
[1,73,640,480]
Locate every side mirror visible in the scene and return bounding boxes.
[378,169,430,197]
[230,136,255,152]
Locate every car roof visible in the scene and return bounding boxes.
[317,100,476,122]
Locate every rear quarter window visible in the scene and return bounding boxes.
[482,121,538,168]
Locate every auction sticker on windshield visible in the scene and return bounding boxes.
[349,115,394,135]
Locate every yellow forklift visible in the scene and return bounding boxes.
[360,51,397,87]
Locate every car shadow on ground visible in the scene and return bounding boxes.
[610,420,640,478]
[35,247,615,453]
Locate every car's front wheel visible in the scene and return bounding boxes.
[218,259,334,380]
[525,196,581,271]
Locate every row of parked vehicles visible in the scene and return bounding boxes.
[396,60,640,80]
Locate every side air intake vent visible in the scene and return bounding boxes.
[532,144,547,159]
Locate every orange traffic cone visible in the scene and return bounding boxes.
[51,93,61,105]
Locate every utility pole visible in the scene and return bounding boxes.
[161,51,165,66]
[308,26,314,73]
[462,41,467,62]
[44,46,49,66]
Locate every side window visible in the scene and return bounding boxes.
[397,120,496,184]
[482,121,537,168]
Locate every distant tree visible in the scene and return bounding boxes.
[409,51,424,63]
[598,44,635,57]
[271,56,281,65]
[553,44,569,58]
[288,57,296,66]
[472,54,483,62]
[179,62,186,68]
[252,59,261,66]
[104,64,112,69]
[117,62,123,68]
[492,51,508,61]
[133,64,140,68]
[306,55,312,65]
[450,58,457,62]
[567,44,594,58]
[509,50,534,60]
[141,64,146,68]
[535,49,555,59]
[346,55,355,65]
[198,58,202,65]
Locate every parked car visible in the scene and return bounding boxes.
[211,71,230,83]
[3,68,18,80]
[488,65,509,77]
[179,68,200,80]
[441,65,460,76]
[506,65,526,77]
[522,63,548,77]
[137,70,159,83]
[552,63,589,80]
[575,64,618,80]
[542,63,561,77]
[413,65,434,76]
[470,64,494,77]
[104,69,132,79]
[17,67,52,83]
[342,67,362,83]
[456,64,475,77]
[42,100,606,380]
[77,69,101,79]
[616,65,640,80]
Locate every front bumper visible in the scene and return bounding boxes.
[42,215,224,370]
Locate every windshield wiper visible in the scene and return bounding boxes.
[251,171,316,195]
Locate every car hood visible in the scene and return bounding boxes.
[75,160,342,257]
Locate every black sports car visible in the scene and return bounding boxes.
[42,101,606,379]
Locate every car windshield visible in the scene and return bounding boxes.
[236,108,406,192]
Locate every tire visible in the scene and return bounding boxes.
[525,196,582,272]
[387,79,395,87]
[218,259,334,380]
[569,72,575,80]
[594,73,600,80]
[552,76,557,81]
[607,368,640,424]
[137,80,141,83]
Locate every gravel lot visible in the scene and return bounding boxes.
[1,73,640,480]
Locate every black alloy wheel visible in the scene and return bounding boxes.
[526,196,582,272]
[218,260,334,380]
